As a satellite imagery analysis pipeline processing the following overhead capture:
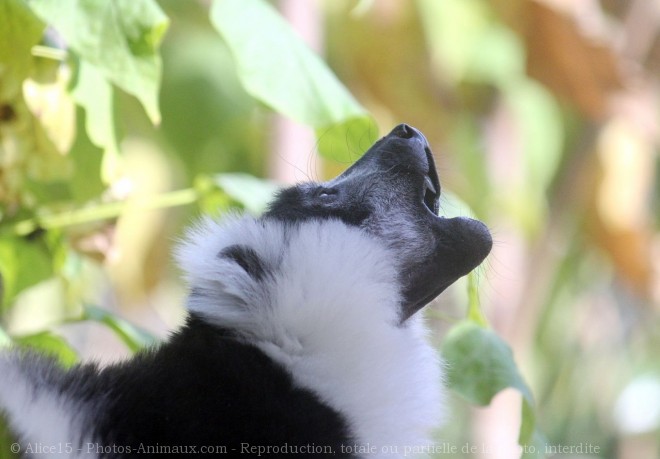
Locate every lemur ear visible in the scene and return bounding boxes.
[218,245,267,281]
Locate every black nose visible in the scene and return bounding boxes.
[391,123,424,141]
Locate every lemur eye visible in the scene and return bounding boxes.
[316,187,337,199]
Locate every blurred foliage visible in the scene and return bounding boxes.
[1,0,660,458]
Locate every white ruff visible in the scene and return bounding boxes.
[0,355,95,458]
[177,216,445,457]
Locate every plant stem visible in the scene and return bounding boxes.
[13,188,198,236]
[467,272,490,327]
[31,45,68,61]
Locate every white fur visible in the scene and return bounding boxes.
[0,355,96,458]
[177,216,445,457]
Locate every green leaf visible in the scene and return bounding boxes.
[82,305,157,353]
[315,116,379,164]
[519,396,547,451]
[466,272,488,327]
[0,0,45,100]
[71,61,121,182]
[213,173,280,215]
[442,320,542,452]
[0,237,53,309]
[210,0,376,161]
[29,0,169,124]
[442,321,533,404]
[210,0,363,125]
[68,106,105,202]
[0,414,19,459]
[13,331,79,367]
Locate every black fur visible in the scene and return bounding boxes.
[40,314,355,457]
[265,185,371,227]
[218,245,268,281]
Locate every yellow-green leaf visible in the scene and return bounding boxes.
[0,0,44,100]
[71,61,121,182]
[0,237,53,310]
[213,173,280,215]
[442,320,542,452]
[210,0,376,162]
[13,331,78,367]
[29,0,169,124]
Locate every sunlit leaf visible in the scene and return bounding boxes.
[23,63,76,154]
[0,97,73,205]
[209,0,362,125]
[13,331,79,367]
[443,321,533,404]
[0,237,53,310]
[0,0,44,100]
[71,61,121,182]
[67,106,105,202]
[28,0,169,124]
[213,173,280,215]
[315,116,378,164]
[442,320,541,451]
[210,0,376,161]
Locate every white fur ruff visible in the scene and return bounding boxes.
[0,354,94,458]
[177,216,445,457]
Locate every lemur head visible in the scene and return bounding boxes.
[263,124,492,322]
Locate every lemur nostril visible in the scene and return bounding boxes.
[400,124,414,139]
[391,124,430,144]
[392,123,415,139]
